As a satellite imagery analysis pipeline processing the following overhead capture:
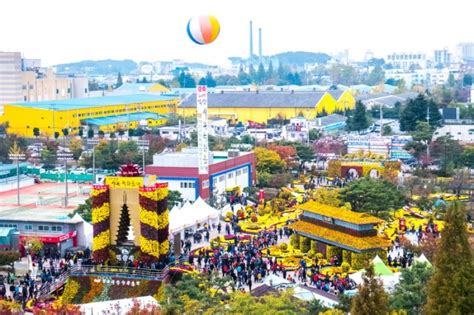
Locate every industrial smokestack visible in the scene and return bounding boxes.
[249,21,254,59]
[258,28,262,60]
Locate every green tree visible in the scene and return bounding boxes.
[248,64,256,83]
[98,130,105,138]
[62,128,69,137]
[266,60,274,81]
[425,202,474,315]
[462,145,474,169]
[69,198,92,222]
[295,143,314,165]
[340,178,404,217]
[411,121,433,142]
[118,141,140,164]
[33,127,40,138]
[78,127,83,138]
[430,135,463,175]
[256,62,266,84]
[366,65,385,86]
[54,131,60,139]
[238,64,251,85]
[400,94,442,132]
[110,132,116,139]
[347,101,369,133]
[87,128,94,139]
[116,72,123,88]
[447,73,456,87]
[390,262,433,315]
[69,138,83,161]
[40,147,57,170]
[382,125,392,135]
[463,73,473,86]
[350,264,389,315]
[309,128,322,141]
[168,190,183,208]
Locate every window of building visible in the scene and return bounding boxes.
[38,225,49,231]
[22,85,27,90]
[202,180,209,188]
[219,175,225,182]
[56,89,59,94]
[24,224,32,230]
[228,172,233,179]
[243,168,248,174]
[51,226,62,232]
[213,178,218,186]
[236,170,242,176]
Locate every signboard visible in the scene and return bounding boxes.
[196,85,209,174]
[20,230,77,244]
[105,175,156,188]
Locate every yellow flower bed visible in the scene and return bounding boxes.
[92,230,110,251]
[91,202,110,224]
[140,208,159,229]
[160,240,169,255]
[299,201,384,225]
[156,187,168,200]
[140,190,158,201]
[91,187,108,197]
[157,210,169,230]
[60,279,80,304]
[140,236,159,257]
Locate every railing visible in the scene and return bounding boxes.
[37,269,71,298]
[37,255,188,298]
[70,265,170,281]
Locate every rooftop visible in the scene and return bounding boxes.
[179,91,343,109]
[298,201,384,225]
[288,220,391,252]
[82,112,167,126]
[6,94,177,111]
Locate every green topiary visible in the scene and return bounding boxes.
[290,234,300,249]
[300,236,311,253]
[279,243,288,251]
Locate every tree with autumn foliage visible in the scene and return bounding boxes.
[425,202,474,314]
[350,264,389,315]
[254,147,285,174]
[267,145,297,168]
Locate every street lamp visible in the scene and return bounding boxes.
[137,139,150,176]
[57,151,73,207]
[87,139,100,183]
[9,147,26,206]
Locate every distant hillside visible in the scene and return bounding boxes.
[272,51,331,65]
[55,59,137,75]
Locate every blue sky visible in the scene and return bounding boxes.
[0,0,471,66]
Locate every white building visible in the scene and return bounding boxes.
[157,125,195,141]
[433,125,474,144]
[386,52,427,70]
[0,52,23,105]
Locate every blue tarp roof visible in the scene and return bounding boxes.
[0,227,16,237]
[81,112,166,126]
[7,94,177,111]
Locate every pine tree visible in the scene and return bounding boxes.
[425,202,474,315]
[116,203,131,245]
[267,61,274,80]
[248,64,256,83]
[257,62,265,85]
[350,264,389,315]
[116,72,123,88]
[347,101,369,133]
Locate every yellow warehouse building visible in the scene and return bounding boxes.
[178,90,355,123]
[0,94,179,137]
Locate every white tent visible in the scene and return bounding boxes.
[263,274,292,288]
[79,296,159,315]
[414,254,432,267]
[72,214,93,248]
[292,285,339,307]
[169,198,220,233]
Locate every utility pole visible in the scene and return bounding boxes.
[137,139,150,176]
[427,103,431,159]
[380,103,383,137]
[57,151,73,207]
[9,143,25,206]
[87,139,100,183]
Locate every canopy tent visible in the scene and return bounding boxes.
[292,285,339,307]
[372,255,393,276]
[414,253,432,267]
[79,296,159,315]
[169,198,220,233]
[263,274,293,289]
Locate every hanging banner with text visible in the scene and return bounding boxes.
[196,85,209,174]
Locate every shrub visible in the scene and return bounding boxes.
[341,262,351,273]
[279,243,288,251]
[300,236,311,253]
[290,234,300,249]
